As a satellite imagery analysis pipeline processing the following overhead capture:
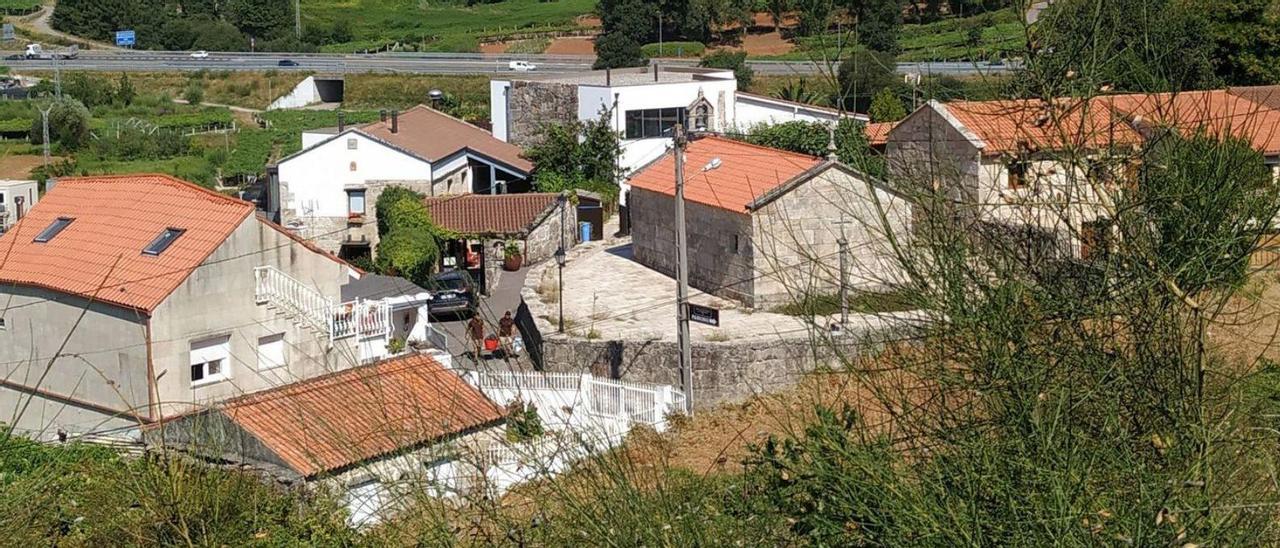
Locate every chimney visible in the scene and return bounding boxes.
[391,110,399,134]
[337,111,345,133]
[606,68,611,87]
[379,109,387,123]
[653,63,659,82]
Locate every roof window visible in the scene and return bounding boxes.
[143,228,186,256]
[33,217,74,243]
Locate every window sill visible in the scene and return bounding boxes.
[190,376,230,389]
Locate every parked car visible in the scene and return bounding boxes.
[278,59,299,67]
[190,50,210,59]
[508,60,537,72]
[426,270,475,317]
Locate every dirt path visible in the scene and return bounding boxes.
[544,37,595,55]
[13,5,122,51]
[0,154,64,178]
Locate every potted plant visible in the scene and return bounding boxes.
[502,239,523,271]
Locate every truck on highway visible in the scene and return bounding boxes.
[23,44,78,60]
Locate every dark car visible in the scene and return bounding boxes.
[426,270,475,317]
[278,59,299,67]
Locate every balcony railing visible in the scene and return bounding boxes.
[254,266,390,343]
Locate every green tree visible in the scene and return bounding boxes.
[375,186,426,236]
[376,229,440,286]
[30,98,91,150]
[739,119,884,178]
[796,0,835,36]
[700,50,754,89]
[1202,0,1280,85]
[1031,0,1217,93]
[526,110,623,203]
[867,87,907,122]
[225,0,292,40]
[115,73,135,106]
[767,0,793,30]
[192,18,249,51]
[183,81,205,105]
[594,31,647,69]
[835,49,900,112]
[844,0,904,53]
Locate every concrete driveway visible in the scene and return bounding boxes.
[433,266,530,365]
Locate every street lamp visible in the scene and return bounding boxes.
[556,193,568,333]
[555,246,566,333]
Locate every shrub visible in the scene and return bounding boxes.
[29,98,90,150]
[640,41,705,58]
[182,82,205,106]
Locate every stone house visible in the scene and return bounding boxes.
[490,66,866,195]
[423,193,577,294]
[0,174,409,442]
[268,105,533,260]
[887,92,1280,259]
[150,353,506,526]
[629,136,912,308]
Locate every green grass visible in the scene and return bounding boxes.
[72,155,219,188]
[305,0,597,54]
[760,9,1025,62]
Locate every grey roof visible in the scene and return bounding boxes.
[342,274,428,301]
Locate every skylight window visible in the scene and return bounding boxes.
[33,217,74,243]
[143,228,186,256]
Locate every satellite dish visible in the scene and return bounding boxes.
[702,158,722,172]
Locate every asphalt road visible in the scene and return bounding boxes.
[2,51,1015,77]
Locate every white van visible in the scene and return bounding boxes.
[508,60,537,72]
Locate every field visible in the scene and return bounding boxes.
[305,0,597,53]
[762,8,1025,61]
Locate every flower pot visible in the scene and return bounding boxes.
[503,254,523,271]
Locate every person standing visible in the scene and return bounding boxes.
[467,314,486,359]
[498,310,516,356]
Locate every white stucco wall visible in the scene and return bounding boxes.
[734,95,864,127]
[490,80,512,141]
[149,216,358,417]
[300,130,334,150]
[0,180,38,232]
[278,132,433,218]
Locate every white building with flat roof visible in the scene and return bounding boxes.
[0,179,37,234]
[490,65,866,192]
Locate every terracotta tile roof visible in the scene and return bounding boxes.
[360,105,533,173]
[627,136,824,213]
[0,174,253,312]
[938,98,1143,156]
[219,353,504,477]
[1107,90,1280,157]
[865,122,895,146]
[423,193,561,235]
[1229,85,1280,112]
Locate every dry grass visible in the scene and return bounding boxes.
[24,71,308,110]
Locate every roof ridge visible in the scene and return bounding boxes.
[693,135,824,162]
[56,173,255,210]
[225,353,440,408]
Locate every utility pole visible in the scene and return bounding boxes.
[52,56,61,99]
[673,124,693,415]
[40,106,51,172]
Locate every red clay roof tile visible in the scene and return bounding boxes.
[220,353,504,477]
[627,136,823,213]
[423,193,561,235]
[939,98,1144,156]
[1106,90,1280,157]
[361,105,533,173]
[0,174,253,312]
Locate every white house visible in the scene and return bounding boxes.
[269,105,533,259]
[0,179,38,234]
[0,174,422,442]
[490,65,866,194]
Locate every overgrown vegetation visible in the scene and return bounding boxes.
[525,110,622,206]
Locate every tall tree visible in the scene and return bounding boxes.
[225,0,292,40]
[796,0,835,36]
[1202,0,1280,85]
[844,0,904,53]
[595,0,653,68]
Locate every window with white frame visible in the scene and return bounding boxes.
[257,334,286,370]
[189,335,230,386]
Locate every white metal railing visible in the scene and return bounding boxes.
[465,370,685,429]
[254,266,390,342]
[255,266,334,334]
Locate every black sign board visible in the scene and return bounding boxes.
[689,304,720,327]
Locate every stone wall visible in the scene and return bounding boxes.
[508,81,578,147]
[750,168,913,308]
[523,199,578,265]
[630,187,756,305]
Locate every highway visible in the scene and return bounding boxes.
[2,51,1015,77]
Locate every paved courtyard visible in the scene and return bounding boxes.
[527,239,898,343]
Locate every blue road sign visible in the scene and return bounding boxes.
[115,30,136,47]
